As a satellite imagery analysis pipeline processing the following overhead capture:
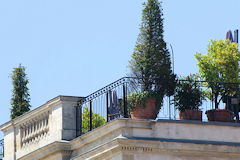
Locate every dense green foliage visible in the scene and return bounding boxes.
[82,106,106,133]
[128,0,175,111]
[129,0,175,92]
[127,91,162,112]
[195,40,240,109]
[174,74,205,112]
[10,64,31,119]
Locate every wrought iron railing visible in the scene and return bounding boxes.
[0,139,3,159]
[76,77,129,136]
[76,77,240,137]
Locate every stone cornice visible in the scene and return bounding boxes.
[117,137,240,157]
[18,140,71,160]
[0,95,84,132]
[70,119,154,150]
[72,138,121,160]
[72,135,240,160]
[157,119,240,127]
[122,136,240,147]
[71,118,240,150]
[70,118,240,153]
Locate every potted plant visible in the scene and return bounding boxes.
[195,39,240,122]
[127,0,176,120]
[126,91,163,119]
[174,74,205,121]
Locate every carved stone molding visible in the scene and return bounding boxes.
[121,146,153,152]
[20,111,50,147]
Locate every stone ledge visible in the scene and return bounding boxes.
[71,135,240,160]
[71,118,240,150]
[18,140,71,160]
[71,139,121,160]
[70,118,154,150]
[123,136,240,147]
[117,137,240,157]
[0,95,84,132]
[70,119,240,159]
[157,119,240,127]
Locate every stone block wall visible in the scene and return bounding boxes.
[0,96,84,160]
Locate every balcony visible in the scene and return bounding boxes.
[76,76,240,136]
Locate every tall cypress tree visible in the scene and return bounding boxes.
[129,0,175,95]
[10,64,31,119]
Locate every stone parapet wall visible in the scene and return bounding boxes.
[0,96,84,160]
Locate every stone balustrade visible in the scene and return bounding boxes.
[20,111,49,147]
[0,96,84,160]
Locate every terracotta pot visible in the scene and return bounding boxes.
[179,109,202,121]
[131,98,157,120]
[206,109,233,122]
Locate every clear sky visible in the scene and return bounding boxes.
[1,0,240,139]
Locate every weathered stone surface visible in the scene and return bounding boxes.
[69,119,240,160]
[0,96,84,160]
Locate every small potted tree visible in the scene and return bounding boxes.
[126,90,163,119]
[174,74,205,121]
[127,0,176,120]
[195,39,240,122]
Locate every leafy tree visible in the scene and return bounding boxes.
[174,74,205,112]
[82,106,106,133]
[129,0,175,93]
[195,40,240,109]
[10,64,31,119]
[129,0,176,110]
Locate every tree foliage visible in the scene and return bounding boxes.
[195,40,240,109]
[82,106,106,133]
[128,0,175,113]
[10,64,31,119]
[129,0,175,94]
[174,74,205,112]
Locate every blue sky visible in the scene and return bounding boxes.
[1,0,240,139]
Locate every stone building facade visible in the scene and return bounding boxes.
[1,96,240,160]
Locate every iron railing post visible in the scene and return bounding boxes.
[106,92,109,122]
[169,96,171,120]
[123,83,127,118]
[90,100,92,131]
[0,139,3,159]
